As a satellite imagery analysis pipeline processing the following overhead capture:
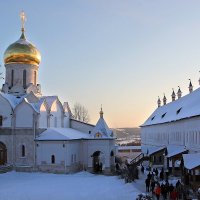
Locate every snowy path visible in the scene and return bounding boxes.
[0,171,141,200]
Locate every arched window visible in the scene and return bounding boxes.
[21,145,25,157]
[11,70,14,87]
[23,70,26,88]
[54,117,57,127]
[71,154,73,163]
[0,116,3,126]
[51,155,55,164]
[34,71,36,85]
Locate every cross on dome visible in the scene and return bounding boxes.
[99,104,104,118]
[20,11,26,32]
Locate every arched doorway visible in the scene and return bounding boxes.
[110,150,115,168]
[92,151,104,173]
[0,142,7,165]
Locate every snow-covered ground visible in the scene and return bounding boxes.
[0,171,141,200]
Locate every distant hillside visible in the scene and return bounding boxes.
[113,127,141,145]
[112,127,140,139]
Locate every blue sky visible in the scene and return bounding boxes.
[1,1,200,127]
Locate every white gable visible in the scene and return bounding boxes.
[0,94,13,127]
[38,101,48,128]
[15,101,35,128]
[91,117,113,138]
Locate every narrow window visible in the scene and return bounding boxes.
[23,70,26,88]
[0,116,3,126]
[74,154,76,163]
[54,117,57,127]
[161,113,167,118]
[71,154,73,163]
[34,71,36,85]
[11,70,14,87]
[22,145,25,157]
[51,155,55,164]
[176,107,182,115]
[151,116,155,121]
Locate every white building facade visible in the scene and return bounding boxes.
[0,13,115,174]
[141,81,200,179]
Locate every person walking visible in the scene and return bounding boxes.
[150,179,155,194]
[170,189,178,200]
[145,178,150,192]
[154,184,161,200]
[160,168,164,181]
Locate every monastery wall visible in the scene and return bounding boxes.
[141,116,200,153]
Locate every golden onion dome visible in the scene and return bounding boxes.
[4,31,41,66]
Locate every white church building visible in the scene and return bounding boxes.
[0,12,115,174]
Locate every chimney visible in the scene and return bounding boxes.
[177,86,182,99]
[171,89,176,101]
[163,94,167,105]
[157,96,161,107]
[189,79,193,93]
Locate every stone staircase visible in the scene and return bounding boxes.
[130,153,148,166]
[0,165,13,173]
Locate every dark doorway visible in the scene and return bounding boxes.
[51,155,55,164]
[92,151,102,173]
[0,142,7,165]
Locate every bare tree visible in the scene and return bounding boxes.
[72,103,90,123]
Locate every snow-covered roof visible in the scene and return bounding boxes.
[36,128,92,141]
[141,145,165,156]
[1,93,24,109]
[166,145,187,158]
[91,117,113,138]
[142,87,200,126]
[142,145,188,157]
[183,153,200,170]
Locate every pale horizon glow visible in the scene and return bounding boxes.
[1,1,200,128]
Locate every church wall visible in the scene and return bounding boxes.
[36,140,82,173]
[66,141,81,166]
[84,140,112,171]
[141,116,200,153]
[38,103,47,128]
[15,133,35,167]
[70,119,94,134]
[0,95,12,127]
[15,103,34,128]
[36,142,65,165]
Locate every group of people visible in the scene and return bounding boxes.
[144,168,182,200]
[116,162,139,183]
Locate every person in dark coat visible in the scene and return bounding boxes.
[141,165,144,173]
[145,178,150,192]
[161,183,167,200]
[147,172,152,180]
[150,179,155,194]
[160,168,164,181]
[169,183,174,197]
[155,168,158,176]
